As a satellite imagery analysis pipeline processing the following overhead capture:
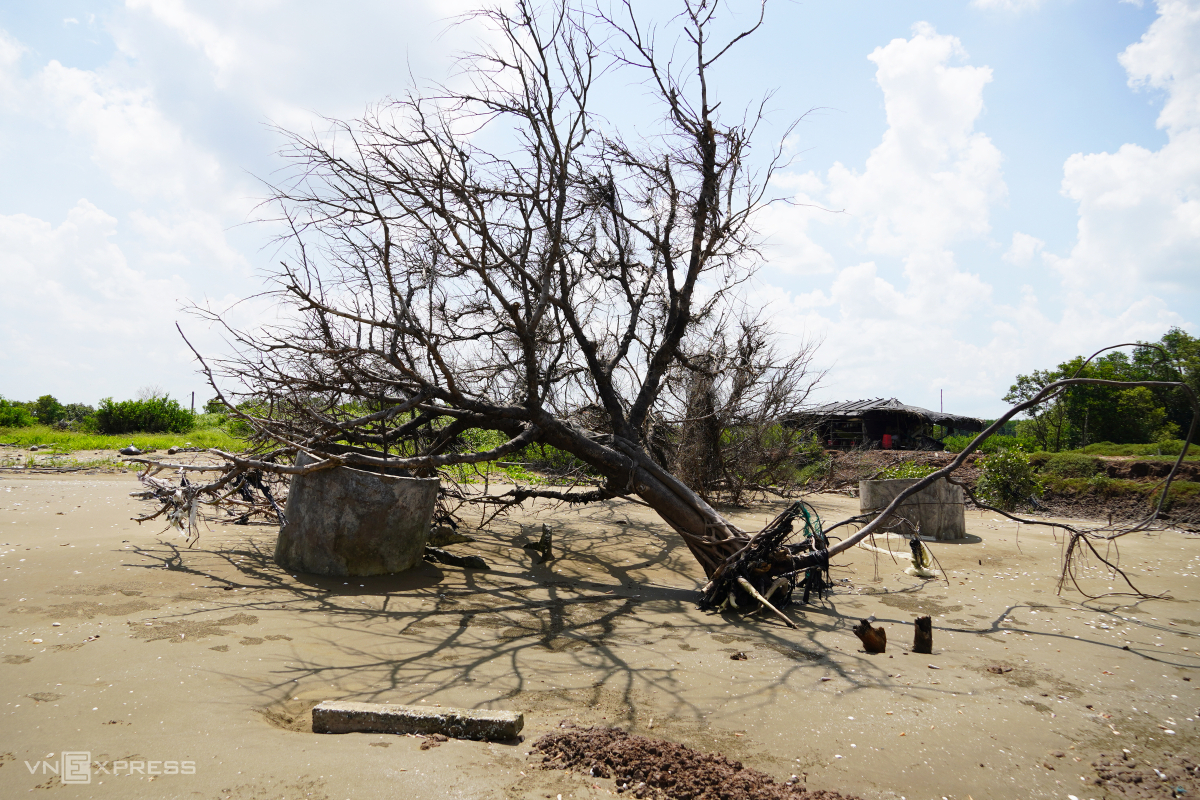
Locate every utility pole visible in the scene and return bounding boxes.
[191,391,195,413]
[940,389,943,413]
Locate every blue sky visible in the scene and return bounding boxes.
[0,0,1196,418]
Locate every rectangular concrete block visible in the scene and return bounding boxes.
[311,701,523,740]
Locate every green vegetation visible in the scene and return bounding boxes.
[0,397,34,428]
[93,396,194,434]
[0,424,242,452]
[1005,327,1198,451]
[1077,440,1191,458]
[444,428,598,484]
[975,450,1039,511]
[942,433,1021,454]
[876,461,940,480]
[1037,451,1104,479]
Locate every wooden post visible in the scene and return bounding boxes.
[913,615,933,654]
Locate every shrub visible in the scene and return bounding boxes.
[976,450,1040,511]
[93,396,195,434]
[1039,452,1103,478]
[876,462,940,480]
[943,433,1021,455]
[0,397,34,428]
[1027,451,1052,470]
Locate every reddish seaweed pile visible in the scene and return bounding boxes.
[532,723,860,800]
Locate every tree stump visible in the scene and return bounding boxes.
[859,478,966,541]
[275,454,439,576]
[853,618,887,653]
[913,615,933,654]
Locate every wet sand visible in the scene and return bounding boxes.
[0,471,1197,799]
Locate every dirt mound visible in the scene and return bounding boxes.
[1091,751,1199,798]
[532,723,860,800]
[1104,459,1200,481]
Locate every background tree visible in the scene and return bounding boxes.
[33,395,65,427]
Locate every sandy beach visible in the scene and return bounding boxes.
[1,469,1197,799]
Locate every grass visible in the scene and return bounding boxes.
[0,424,244,453]
[1077,440,1197,459]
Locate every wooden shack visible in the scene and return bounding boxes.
[804,397,984,451]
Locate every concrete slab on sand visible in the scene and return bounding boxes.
[312,701,523,739]
[0,471,1197,800]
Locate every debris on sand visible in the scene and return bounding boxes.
[420,733,449,750]
[423,546,490,570]
[533,723,861,800]
[1092,751,1198,798]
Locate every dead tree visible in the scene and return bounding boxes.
[128,0,1195,620]
[169,0,819,580]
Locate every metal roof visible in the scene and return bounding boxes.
[804,397,985,431]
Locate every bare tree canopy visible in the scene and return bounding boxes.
[185,0,821,576]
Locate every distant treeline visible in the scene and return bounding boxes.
[1004,327,1198,452]
[0,393,196,434]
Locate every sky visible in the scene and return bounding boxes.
[0,0,1196,418]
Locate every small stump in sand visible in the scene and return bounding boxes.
[853,619,887,653]
[275,453,439,576]
[859,477,965,541]
[913,615,933,654]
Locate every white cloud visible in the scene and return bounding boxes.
[1052,0,1200,294]
[0,200,268,403]
[0,23,261,402]
[1003,232,1045,264]
[824,23,1004,256]
[0,201,191,395]
[755,14,1196,415]
[0,28,25,98]
[35,60,229,205]
[124,0,238,85]
[764,25,1007,409]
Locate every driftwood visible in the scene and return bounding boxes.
[423,546,490,571]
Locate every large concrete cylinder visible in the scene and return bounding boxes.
[275,454,439,576]
[859,477,966,541]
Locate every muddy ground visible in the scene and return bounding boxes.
[0,471,1197,799]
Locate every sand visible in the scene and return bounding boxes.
[0,470,1197,799]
